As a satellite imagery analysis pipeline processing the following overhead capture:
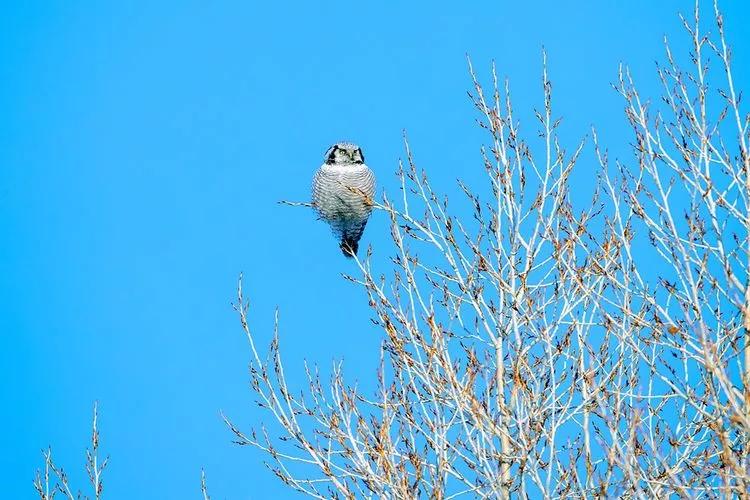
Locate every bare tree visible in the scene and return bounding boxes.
[34,403,107,500]
[228,2,750,498]
[32,405,218,499]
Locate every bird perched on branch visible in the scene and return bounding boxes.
[311,142,376,257]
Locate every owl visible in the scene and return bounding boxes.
[312,142,376,257]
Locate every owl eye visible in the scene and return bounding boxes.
[325,146,339,163]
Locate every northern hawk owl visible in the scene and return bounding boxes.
[312,142,376,257]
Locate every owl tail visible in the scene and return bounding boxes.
[340,237,359,258]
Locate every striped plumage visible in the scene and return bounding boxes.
[312,142,376,257]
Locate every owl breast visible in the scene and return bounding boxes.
[311,163,376,238]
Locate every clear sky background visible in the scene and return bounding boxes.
[2,1,748,498]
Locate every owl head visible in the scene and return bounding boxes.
[325,142,365,165]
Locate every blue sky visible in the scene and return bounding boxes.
[2,1,748,498]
